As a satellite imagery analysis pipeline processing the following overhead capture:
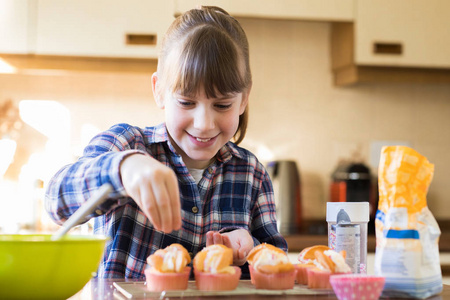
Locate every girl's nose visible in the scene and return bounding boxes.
[193,107,215,131]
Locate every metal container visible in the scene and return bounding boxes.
[327,202,369,274]
[267,160,302,235]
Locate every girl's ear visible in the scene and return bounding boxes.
[239,85,252,115]
[152,72,165,109]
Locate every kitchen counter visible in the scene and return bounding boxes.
[284,233,450,278]
[284,232,450,253]
[69,279,450,299]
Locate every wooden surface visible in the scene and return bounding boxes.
[113,280,332,299]
[69,279,450,300]
[0,54,158,74]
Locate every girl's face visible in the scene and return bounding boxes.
[153,74,248,169]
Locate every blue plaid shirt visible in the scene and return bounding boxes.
[45,123,287,278]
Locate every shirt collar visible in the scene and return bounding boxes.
[148,122,170,143]
[217,141,244,163]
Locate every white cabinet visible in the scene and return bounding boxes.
[0,0,175,59]
[35,0,175,58]
[0,0,36,54]
[175,0,354,22]
[355,0,450,68]
[331,0,450,85]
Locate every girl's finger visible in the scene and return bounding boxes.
[141,186,162,231]
[222,235,232,248]
[206,231,214,246]
[166,173,181,230]
[238,248,247,260]
[213,232,223,244]
[152,178,174,233]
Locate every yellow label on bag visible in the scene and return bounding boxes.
[378,146,434,226]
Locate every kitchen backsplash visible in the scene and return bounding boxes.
[1,17,449,228]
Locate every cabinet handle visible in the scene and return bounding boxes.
[373,42,403,55]
[126,34,157,46]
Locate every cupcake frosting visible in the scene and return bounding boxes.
[297,245,330,264]
[252,247,290,268]
[194,244,235,274]
[147,244,191,273]
[247,243,294,273]
[315,249,351,273]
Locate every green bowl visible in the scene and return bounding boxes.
[0,234,108,300]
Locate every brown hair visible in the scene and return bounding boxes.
[157,6,252,145]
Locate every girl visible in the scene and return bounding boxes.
[45,6,287,279]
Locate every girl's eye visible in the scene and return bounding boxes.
[215,103,232,110]
[178,100,194,107]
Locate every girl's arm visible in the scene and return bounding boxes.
[44,123,147,225]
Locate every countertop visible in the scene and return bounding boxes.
[284,232,450,277]
[69,279,450,300]
[284,232,450,253]
[285,219,450,253]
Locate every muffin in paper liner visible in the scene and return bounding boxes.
[294,263,315,285]
[145,243,192,292]
[247,243,296,290]
[249,265,297,290]
[194,266,241,291]
[145,267,191,291]
[330,274,385,300]
[193,244,241,291]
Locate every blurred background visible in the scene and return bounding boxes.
[1,0,449,235]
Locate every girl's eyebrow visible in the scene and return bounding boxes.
[216,93,237,100]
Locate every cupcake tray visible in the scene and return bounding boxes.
[113,280,333,299]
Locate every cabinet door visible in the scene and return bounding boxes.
[0,0,35,54]
[35,0,174,58]
[175,0,354,22]
[356,0,450,68]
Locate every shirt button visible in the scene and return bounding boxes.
[192,206,199,213]
[95,209,103,215]
[208,167,213,174]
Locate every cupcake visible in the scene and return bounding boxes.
[193,244,241,291]
[295,245,330,285]
[145,243,191,292]
[306,249,351,290]
[246,243,297,290]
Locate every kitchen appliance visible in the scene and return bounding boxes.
[266,160,302,235]
[330,161,372,203]
[330,161,379,229]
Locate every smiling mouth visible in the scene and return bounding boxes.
[196,137,212,142]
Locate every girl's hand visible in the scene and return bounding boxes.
[120,154,181,233]
[206,229,254,266]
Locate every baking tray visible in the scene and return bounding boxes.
[113,280,333,299]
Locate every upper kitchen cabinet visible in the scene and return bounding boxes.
[174,0,354,22]
[356,0,450,68]
[0,0,35,54]
[331,0,450,85]
[34,0,175,58]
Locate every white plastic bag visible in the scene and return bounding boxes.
[375,146,442,299]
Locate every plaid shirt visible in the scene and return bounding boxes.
[45,123,287,279]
